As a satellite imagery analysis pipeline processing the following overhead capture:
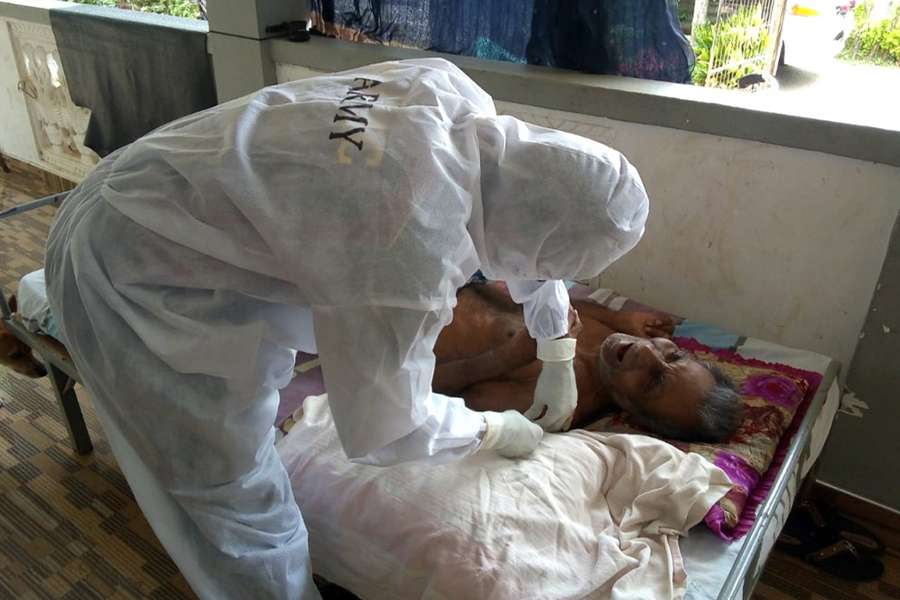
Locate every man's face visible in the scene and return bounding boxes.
[597,333,715,434]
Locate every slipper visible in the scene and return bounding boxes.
[318,584,360,600]
[778,536,885,581]
[801,499,886,556]
[777,504,885,581]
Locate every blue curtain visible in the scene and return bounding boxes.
[528,0,694,82]
[310,0,694,83]
[311,0,535,63]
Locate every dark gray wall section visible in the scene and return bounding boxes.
[818,215,900,511]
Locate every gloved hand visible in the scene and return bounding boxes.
[480,410,543,458]
[526,337,577,432]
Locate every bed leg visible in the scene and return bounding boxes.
[47,364,93,455]
[798,461,820,501]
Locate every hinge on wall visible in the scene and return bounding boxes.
[17,79,38,100]
[265,21,311,43]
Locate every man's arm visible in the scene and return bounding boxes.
[433,328,536,394]
[459,379,537,416]
[570,299,674,338]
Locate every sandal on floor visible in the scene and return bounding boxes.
[801,499,886,556]
[777,505,885,581]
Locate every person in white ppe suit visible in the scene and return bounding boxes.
[44,58,649,600]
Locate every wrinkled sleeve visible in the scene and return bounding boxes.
[310,304,487,467]
[506,279,570,341]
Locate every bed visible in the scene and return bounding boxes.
[273,286,841,600]
[1,194,841,600]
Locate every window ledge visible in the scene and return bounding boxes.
[269,36,900,168]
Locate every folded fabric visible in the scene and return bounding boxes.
[278,394,732,600]
[49,4,216,157]
[527,0,694,82]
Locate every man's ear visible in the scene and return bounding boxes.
[7,294,17,314]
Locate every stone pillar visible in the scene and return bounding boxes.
[691,0,710,38]
[207,0,310,102]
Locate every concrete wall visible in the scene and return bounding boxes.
[492,102,900,373]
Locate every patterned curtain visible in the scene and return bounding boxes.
[309,0,694,83]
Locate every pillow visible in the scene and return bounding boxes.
[584,337,822,540]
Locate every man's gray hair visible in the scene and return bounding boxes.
[621,362,742,443]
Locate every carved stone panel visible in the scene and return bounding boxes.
[8,20,98,182]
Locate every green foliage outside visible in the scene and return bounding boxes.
[66,0,203,20]
[840,1,900,65]
[691,4,771,88]
[677,0,692,24]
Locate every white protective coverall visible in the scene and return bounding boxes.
[44,58,649,600]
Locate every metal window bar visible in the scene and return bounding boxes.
[704,0,785,89]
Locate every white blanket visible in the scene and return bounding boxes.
[277,395,731,600]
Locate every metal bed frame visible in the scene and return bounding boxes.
[0,191,92,454]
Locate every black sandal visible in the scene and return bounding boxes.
[803,498,886,555]
[776,501,885,581]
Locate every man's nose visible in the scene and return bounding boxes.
[635,340,663,363]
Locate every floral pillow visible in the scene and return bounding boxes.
[584,338,822,541]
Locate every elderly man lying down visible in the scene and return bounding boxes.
[434,280,742,442]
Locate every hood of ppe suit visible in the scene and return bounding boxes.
[472,116,649,283]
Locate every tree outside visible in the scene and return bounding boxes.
[65,0,206,20]
[841,0,900,65]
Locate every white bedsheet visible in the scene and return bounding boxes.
[277,394,732,600]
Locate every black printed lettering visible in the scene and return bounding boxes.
[329,129,365,150]
[343,92,380,103]
[328,78,383,151]
[333,114,368,125]
[337,104,374,118]
[350,78,382,91]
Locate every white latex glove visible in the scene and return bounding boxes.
[480,410,543,458]
[527,337,578,432]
